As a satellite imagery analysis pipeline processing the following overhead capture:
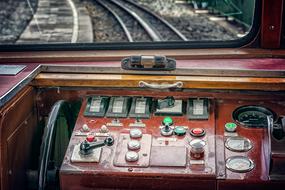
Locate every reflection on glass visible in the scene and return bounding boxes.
[0,0,255,44]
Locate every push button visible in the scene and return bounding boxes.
[128,140,141,150]
[162,117,173,126]
[130,128,142,138]
[125,151,139,162]
[81,124,90,132]
[225,122,237,132]
[190,128,205,137]
[86,134,96,142]
[174,126,186,136]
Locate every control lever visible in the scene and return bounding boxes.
[157,96,175,109]
[80,136,114,155]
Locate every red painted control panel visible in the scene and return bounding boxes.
[59,93,285,190]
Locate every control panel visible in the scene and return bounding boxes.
[60,94,285,190]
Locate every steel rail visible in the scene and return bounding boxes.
[122,0,188,41]
[96,0,133,42]
[109,0,161,41]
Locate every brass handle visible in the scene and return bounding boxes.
[138,81,183,89]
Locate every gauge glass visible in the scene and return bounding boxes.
[232,106,276,128]
[225,136,252,152]
[226,156,254,173]
[135,99,146,114]
[112,98,124,113]
[89,98,101,112]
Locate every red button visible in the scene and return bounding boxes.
[190,128,205,137]
[86,134,95,142]
[193,128,203,134]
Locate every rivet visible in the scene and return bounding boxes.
[269,25,275,31]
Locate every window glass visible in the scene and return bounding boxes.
[0,0,256,45]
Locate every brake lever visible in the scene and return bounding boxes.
[80,136,114,155]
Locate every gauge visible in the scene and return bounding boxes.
[226,156,255,173]
[232,105,276,128]
[225,136,252,152]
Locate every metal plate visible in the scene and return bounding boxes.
[225,136,253,152]
[150,146,187,167]
[71,144,102,163]
[0,65,26,75]
[226,156,255,173]
[113,134,152,167]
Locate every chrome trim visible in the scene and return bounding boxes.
[139,81,183,89]
[226,156,255,173]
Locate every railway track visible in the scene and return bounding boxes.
[95,0,187,42]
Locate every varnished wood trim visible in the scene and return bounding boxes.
[32,73,285,91]
[0,49,281,63]
[261,0,284,48]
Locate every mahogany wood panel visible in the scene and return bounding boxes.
[0,86,37,190]
[0,49,279,63]
[33,73,285,91]
[261,0,284,48]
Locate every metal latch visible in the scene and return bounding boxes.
[121,55,176,71]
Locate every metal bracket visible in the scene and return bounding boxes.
[121,55,176,71]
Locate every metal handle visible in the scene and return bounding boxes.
[139,81,183,89]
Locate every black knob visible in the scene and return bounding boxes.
[105,136,114,146]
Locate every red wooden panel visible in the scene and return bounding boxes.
[261,0,284,48]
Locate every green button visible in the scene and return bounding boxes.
[225,122,237,132]
[163,117,173,126]
[174,126,186,136]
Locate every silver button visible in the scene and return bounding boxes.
[125,151,139,162]
[128,140,141,150]
[82,124,90,132]
[130,128,142,138]
[99,125,109,133]
[189,139,206,154]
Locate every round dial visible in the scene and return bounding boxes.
[226,156,254,173]
[232,106,276,128]
[225,136,252,152]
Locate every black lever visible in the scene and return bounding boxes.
[157,96,175,109]
[80,136,114,155]
[121,55,176,71]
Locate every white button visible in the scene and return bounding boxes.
[125,151,139,162]
[82,124,90,132]
[128,140,141,150]
[130,128,142,138]
[100,125,109,133]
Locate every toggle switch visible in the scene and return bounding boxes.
[161,117,174,136]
